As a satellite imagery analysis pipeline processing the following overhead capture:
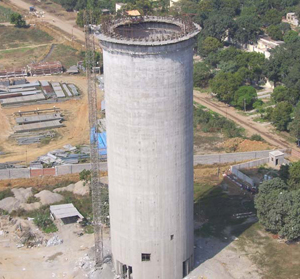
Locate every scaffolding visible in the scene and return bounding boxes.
[85,11,103,268]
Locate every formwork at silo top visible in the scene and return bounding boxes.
[99,16,200,46]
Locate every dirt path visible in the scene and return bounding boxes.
[0,75,103,164]
[8,0,85,42]
[193,91,300,158]
[0,43,52,52]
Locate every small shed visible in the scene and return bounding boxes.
[66,65,79,74]
[269,150,284,166]
[50,203,84,224]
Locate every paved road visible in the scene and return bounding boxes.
[193,91,300,158]
[9,0,85,42]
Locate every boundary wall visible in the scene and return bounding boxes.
[0,150,284,180]
[230,158,270,186]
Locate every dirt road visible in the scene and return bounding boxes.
[193,91,300,158]
[8,0,85,42]
[0,75,103,164]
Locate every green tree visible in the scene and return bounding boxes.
[209,71,242,103]
[233,15,261,45]
[233,86,257,109]
[193,62,212,88]
[199,36,223,57]
[279,22,291,34]
[10,12,26,28]
[283,30,299,44]
[263,9,282,26]
[267,25,283,40]
[279,164,290,182]
[288,160,300,188]
[202,14,236,41]
[271,101,293,131]
[255,178,289,233]
[288,102,300,141]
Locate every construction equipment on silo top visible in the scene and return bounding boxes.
[84,10,103,268]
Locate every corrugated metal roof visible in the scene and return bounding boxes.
[40,80,50,86]
[1,93,45,105]
[62,84,72,97]
[50,203,84,219]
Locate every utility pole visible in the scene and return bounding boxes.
[85,10,103,268]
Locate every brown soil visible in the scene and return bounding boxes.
[0,75,103,164]
[219,138,274,153]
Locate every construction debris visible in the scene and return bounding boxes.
[46,235,63,247]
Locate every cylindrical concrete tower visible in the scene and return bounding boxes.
[98,17,200,279]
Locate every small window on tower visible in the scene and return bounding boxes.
[141,253,151,261]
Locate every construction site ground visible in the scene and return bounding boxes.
[0,217,111,279]
[0,165,299,279]
[0,75,103,164]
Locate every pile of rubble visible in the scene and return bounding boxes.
[0,216,63,248]
[46,234,63,247]
[34,144,90,166]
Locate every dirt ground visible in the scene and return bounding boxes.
[0,218,111,279]
[0,75,103,164]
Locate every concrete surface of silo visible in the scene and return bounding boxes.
[98,16,200,279]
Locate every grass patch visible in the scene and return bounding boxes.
[236,223,300,279]
[194,105,245,138]
[0,5,14,23]
[43,44,84,68]
[194,182,255,239]
[27,196,40,203]
[0,45,49,68]
[0,26,53,49]
[0,188,13,200]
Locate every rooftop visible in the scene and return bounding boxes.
[50,203,84,219]
[269,150,284,157]
[98,16,201,46]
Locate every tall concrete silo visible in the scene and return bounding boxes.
[98,16,200,279]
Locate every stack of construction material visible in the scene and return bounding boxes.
[68,84,79,96]
[0,67,27,79]
[40,80,54,94]
[27,61,63,76]
[51,82,65,98]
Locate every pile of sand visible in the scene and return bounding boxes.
[0,197,21,213]
[54,181,90,196]
[35,190,64,205]
[11,188,33,203]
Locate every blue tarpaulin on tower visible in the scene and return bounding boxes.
[90,128,107,156]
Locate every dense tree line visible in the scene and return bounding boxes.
[255,161,300,241]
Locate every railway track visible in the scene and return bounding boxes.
[193,95,300,158]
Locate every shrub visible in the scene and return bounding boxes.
[33,211,58,233]
[250,134,265,142]
[79,169,91,182]
[0,189,13,200]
